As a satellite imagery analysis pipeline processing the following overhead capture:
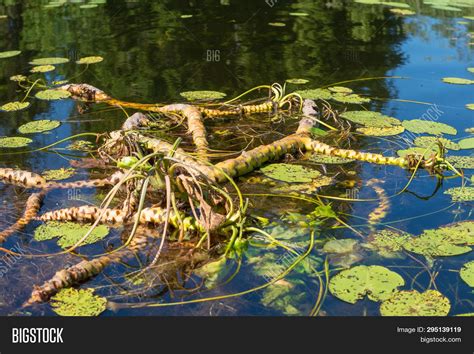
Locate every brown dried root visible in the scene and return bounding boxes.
[0,192,45,243]
[25,233,149,305]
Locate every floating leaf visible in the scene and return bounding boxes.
[80,4,98,9]
[273,176,333,193]
[260,163,321,183]
[261,279,303,315]
[444,187,474,202]
[357,125,405,136]
[459,137,474,150]
[328,86,353,94]
[0,137,32,148]
[0,50,21,59]
[76,56,104,65]
[9,75,27,82]
[402,119,457,135]
[29,57,69,65]
[18,120,60,134]
[428,221,474,246]
[442,77,474,85]
[363,230,411,258]
[323,239,358,254]
[34,221,109,248]
[42,167,75,181]
[380,290,450,316]
[329,265,405,304]
[397,147,438,158]
[390,8,415,15]
[0,101,30,112]
[30,65,55,73]
[67,140,95,151]
[340,111,401,127]
[286,78,309,84]
[51,288,106,317]
[467,68,474,73]
[296,88,333,100]
[35,89,71,100]
[446,155,474,169]
[460,261,474,287]
[310,154,354,164]
[414,136,460,150]
[180,14,193,19]
[268,22,286,27]
[289,12,309,16]
[180,90,226,101]
[331,93,371,104]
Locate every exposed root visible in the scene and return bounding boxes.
[0,192,45,243]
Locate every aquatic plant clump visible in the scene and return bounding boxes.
[50,288,107,316]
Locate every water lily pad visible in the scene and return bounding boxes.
[444,186,474,202]
[30,65,55,73]
[261,279,303,315]
[459,137,474,150]
[180,14,193,19]
[429,221,474,246]
[269,22,286,27]
[29,57,69,65]
[328,86,353,94]
[414,136,460,150]
[323,239,358,254]
[76,56,104,65]
[364,230,411,258]
[274,176,333,193]
[390,8,415,15]
[260,163,321,183]
[442,77,474,85]
[42,167,75,181]
[0,101,30,112]
[296,88,333,100]
[402,119,457,135]
[357,125,405,136]
[397,147,438,158]
[310,154,354,164]
[329,265,405,304]
[467,104,474,110]
[0,137,32,148]
[467,68,474,73]
[67,140,95,151]
[180,90,226,101]
[332,93,371,104]
[286,78,309,84]
[9,75,27,82]
[0,50,21,59]
[460,261,474,287]
[380,290,450,316]
[340,111,401,127]
[18,120,60,134]
[51,288,106,317]
[34,221,109,248]
[35,89,71,100]
[446,155,474,169]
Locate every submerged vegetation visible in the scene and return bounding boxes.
[0,0,472,317]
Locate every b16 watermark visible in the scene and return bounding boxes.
[206,50,221,62]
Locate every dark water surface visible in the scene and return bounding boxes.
[0,0,472,316]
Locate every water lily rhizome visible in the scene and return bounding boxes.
[0,81,467,316]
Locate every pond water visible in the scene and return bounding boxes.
[0,0,472,316]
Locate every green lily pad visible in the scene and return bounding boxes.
[35,89,71,100]
[310,154,354,164]
[328,86,353,94]
[0,101,30,112]
[80,4,98,9]
[429,221,474,246]
[467,104,474,111]
[460,261,474,287]
[180,14,193,19]
[29,57,69,65]
[261,279,303,315]
[331,93,371,104]
[444,187,474,202]
[459,137,474,150]
[340,111,400,127]
[402,119,457,135]
[397,147,438,158]
[357,125,405,136]
[328,265,405,304]
[51,288,106,317]
[390,8,416,15]
[380,290,450,316]
[363,230,411,258]
[260,163,321,183]
[295,88,333,100]
[30,65,55,73]
[180,90,226,101]
[446,155,474,169]
[467,68,474,73]
[273,176,333,193]
[34,221,109,249]
[414,136,460,150]
[42,168,75,181]
[323,239,358,254]
[0,50,21,59]
[76,56,104,65]
[9,75,27,82]
[18,120,60,134]
[442,77,474,85]
[268,22,286,27]
[67,140,95,151]
[286,78,309,84]
[0,137,32,148]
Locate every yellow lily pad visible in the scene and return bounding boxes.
[0,137,32,148]
[76,56,104,65]
[30,65,55,73]
[35,89,71,100]
[0,101,30,112]
[51,288,106,317]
